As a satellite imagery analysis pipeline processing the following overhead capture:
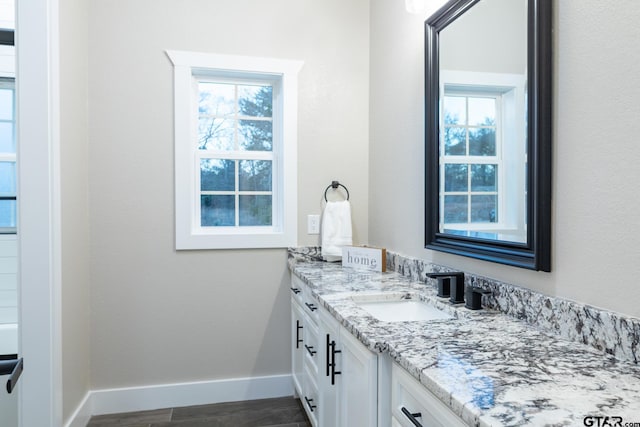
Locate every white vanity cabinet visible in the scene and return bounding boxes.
[336,325,378,426]
[391,362,466,427]
[318,305,378,427]
[291,273,378,427]
[291,273,465,427]
[317,305,340,427]
[291,274,322,426]
[290,295,305,396]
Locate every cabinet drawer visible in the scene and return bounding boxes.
[391,363,466,427]
[391,415,404,427]
[290,274,306,305]
[303,316,320,375]
[302,365,320,427]
[293,276,320,323]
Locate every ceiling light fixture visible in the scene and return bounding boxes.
[405,0,427,14]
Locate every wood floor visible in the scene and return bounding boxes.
[86,396,312,427]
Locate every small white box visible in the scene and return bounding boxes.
[341,246,386,272]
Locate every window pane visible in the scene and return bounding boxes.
[0,162,16,196]
[444,126,466,156]
[238,85,272,118]
[443,96,465,125]
[0,200,16,228]
[0,122,14,153]
[200,159,235,191]
[444,195,467,223]
[469,128,496,156]
[471,164,497,192]
[239,160,272,191]
[239,119,272,151]
[201,195,235,226]
[444,164,468,192]
[239,195,272,226]
[468,97,495,126]
[471,195,497,223]
[198,82,235,117]
[0,88,13,120]
[198,118,234,150]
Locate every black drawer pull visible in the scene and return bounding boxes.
[304,396,316,412]
[305,302,317,312]
[401,407,423,427]
[290,287,301,294]
[305,345,317,356]
[295,321,303,348]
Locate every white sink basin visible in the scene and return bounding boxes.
[355,299,453,322]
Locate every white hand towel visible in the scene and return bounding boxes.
[321,200,353,262]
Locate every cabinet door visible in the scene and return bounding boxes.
[291,297,305,396]
[337,327,378,427]
[318,307,340,427]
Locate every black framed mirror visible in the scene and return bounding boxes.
[425,0,552,271]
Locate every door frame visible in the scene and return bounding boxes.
[16,0,62,425]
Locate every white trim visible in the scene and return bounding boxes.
[167,50,302,250]
[63,392,92,427]
[16,0,62,426]
[63,374,294,426]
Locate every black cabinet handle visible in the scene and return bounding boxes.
[305,345,317,356]
[401,407,423,427]
[0,356,23,394]
[305,302,317,312]
[325,334,341,385]
[330,340,341,385]
[326,334,331,377]
[304,396,316,412]
[290,287,301,294]
[295,321,303,349]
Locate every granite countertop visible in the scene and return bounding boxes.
[289,258,640,427]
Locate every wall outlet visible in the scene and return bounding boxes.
[307,214,320,234]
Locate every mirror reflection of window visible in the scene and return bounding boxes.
[442,94,499,228]
[439,70,526,243]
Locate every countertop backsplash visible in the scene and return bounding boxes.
[290,247,640,365]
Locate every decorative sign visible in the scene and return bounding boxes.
[341,246,386,272]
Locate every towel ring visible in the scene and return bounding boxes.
[324,181,350,202]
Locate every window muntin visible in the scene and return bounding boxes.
[197,80,274,228]
[0,78,16,233]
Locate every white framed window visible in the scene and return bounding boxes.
[0,77,16,234]
[439,70,526,242]
[167,50,302,250]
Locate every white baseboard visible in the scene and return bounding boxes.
[64,392,92,427]
[64,374,294,426]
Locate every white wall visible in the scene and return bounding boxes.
[87,0,369,390]
[59,0,91,422]
[440,0,526,74]
[369,0,640,318]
